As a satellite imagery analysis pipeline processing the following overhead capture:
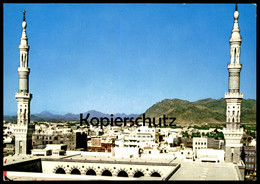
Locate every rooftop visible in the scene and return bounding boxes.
[41,153,177,166]
[169,159,239,180]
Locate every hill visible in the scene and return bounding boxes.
[143,98,256,125]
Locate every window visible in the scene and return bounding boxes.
[245,158,248,162]
[195,142,197,145]
[204,142,206,145]
[249,158,251,162]
[252,158,254,162]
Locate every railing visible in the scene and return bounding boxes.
[225,92,243,98]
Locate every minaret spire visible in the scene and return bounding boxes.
[230,3,241,64]
[14,10,34,155]
[23,10,26,21]
[223,4,244,164]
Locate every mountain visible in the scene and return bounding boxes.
[4,98,256,124]
[4,110,139,122]
[143,98,256,125]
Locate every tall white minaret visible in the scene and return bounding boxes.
[223,4,244,164]
[14,10,34,155]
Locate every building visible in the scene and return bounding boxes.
[223,4,244,164]
[207,137,224,149]
[121,126,157,149]
[31,144,67,156]
[13,10,35,155]
[193,137,207,158]
[241,134,254,147]
[196,149,225,163]
[32,127,87,151]
[87,136,115,152]
[243,146,256,175]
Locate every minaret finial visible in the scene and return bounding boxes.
[23,10,26,21]
[235,3,238,11]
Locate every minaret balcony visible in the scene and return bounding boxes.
[18,67,30,72]
[228,63,242,69]
[19,44,29,50]
[225,92,243,99]
[15,92,32,99]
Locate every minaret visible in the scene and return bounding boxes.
[14,10,34,155]
[223,4,244,163]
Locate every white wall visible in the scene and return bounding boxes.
[114,147,139,158]
[196,149,224,161]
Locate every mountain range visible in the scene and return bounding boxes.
[4,98,256,125]
[4,110,139,122]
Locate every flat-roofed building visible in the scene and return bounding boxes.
[193,137,208,158]
[243,146,256,175]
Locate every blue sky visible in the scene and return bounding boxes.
[3,3,256,115]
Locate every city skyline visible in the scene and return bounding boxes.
[3,3,256,115]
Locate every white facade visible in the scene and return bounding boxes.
[193,137,208,157]
[197,149,225,162]
[114,147,139,158]
[122,126,156,149]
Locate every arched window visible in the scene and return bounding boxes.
[151,172,161,177]
[234,48,237,63]
[86,169,96,176]
[134,171,144,178]
[117,170,128,177]
[102,170,112,176]
[55,168,66,174]
[71,168,81,175]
